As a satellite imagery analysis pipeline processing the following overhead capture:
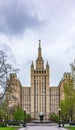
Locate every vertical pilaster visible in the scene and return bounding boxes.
[31,61,35,118]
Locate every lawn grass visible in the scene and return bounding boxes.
[0,127,19,130]
[66,126,75,130]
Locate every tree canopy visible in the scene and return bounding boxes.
[60,79,75,122]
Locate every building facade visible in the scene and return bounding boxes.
[31,40,50,119]
[6,73,22,109]
[7,40,73,120]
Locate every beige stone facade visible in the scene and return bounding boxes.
[31,41,50,119]
[7,40,73,120]
[6,73,22,109]
[22,87,31,114]
[50,87,59,114]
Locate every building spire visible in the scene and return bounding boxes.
[39,40,41,48]
[47,60,48,65]
[38,40,42,58]
[31,60,34,66]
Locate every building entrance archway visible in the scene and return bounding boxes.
[39,112,44,121]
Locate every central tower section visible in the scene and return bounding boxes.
[31,40,50,120]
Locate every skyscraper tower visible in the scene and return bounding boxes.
[31,40,50,120]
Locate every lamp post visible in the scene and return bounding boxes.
[58,108,61,127]
[23,108,26,127]
[6,114,8,123]
[5,113,8,126]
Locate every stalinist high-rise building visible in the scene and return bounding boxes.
[31,40,50,119]
[7,40,72,120]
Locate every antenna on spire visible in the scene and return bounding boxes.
[38,40,42,58]
[32,60,33,65]
[39,40,41,48]
[47,60,48,65]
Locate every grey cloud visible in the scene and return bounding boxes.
[0,43,17,65]
[0,0,74,35]
[0,0,42,35]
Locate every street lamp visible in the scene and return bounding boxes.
[23,108,26,127]
[6,114,8,123]
[58,108,61,127]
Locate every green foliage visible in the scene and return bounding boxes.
[26,114,31,122]
[0,127,18,130]
[0,122,7,127]
[14,108,24,121]
[50,113,58,123]
[0,101,8,120]
[60,79,75,121]
[60,99,70,121]
[66,126,75,130]
[14,108,31,123]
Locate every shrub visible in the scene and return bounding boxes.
[0,122,7,127]
[50,113,59,123]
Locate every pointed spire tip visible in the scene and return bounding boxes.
[39,40,41,48]
[38,40,42,58]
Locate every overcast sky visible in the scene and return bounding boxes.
[0,0,75,86]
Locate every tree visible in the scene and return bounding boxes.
[0,50,19,103]
[50,113,58,123]
[26,114,31,122]
[60,79,75,122]
[60,100,69,122]
[0,100,9,121]
[14,109,24,121]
